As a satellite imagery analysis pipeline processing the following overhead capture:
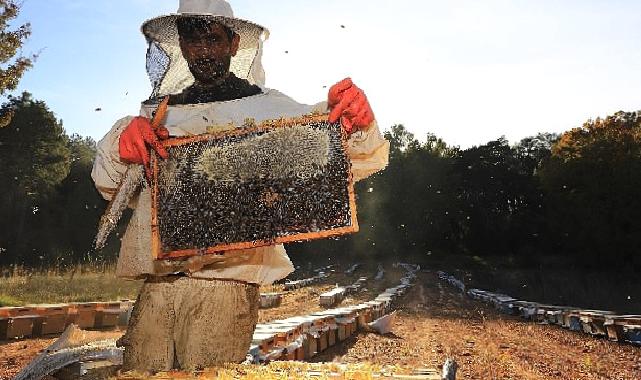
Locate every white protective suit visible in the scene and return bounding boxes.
[92,90,389,285]
[92,0,390,371]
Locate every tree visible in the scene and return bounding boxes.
[451,138,544,257]
[0,92,70,266]
[515,133,560,175]
[384,124,416,160]
[51,135,114,265]
[0,0,35,127]
[0,92,70,197]
[538,111,641,268]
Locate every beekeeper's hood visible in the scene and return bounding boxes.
[141,0,269,99]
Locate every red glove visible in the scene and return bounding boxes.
[328,78,375,134]
[119,116,170,181]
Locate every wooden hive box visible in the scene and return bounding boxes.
[150,115,358,261]
[0,315,41,339]
[255,324,299,349]
[295,345,306,361]
[357,308,373,327]
[374,295,393,312]
[624,325,641,345]
[69,302,104,329]
[578,310,614,336]
[327,324,337,347]
[318,329,329,352]
[562,310,583,331]
[304,333,318,358]
[31,304,69,336]
[320,288,346,307]
[251,332,277,355]
[604,315,641,342]
[0,307,36,317]
[365,301,384,320]
[95,308,122,329]
[536,305,566,324]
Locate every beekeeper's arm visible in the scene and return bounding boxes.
[91,116,169,201]
[325,78,390,182]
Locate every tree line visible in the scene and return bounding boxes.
[1,91,640,271]
[294,114,641,271]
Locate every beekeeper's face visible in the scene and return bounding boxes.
[178,20,240,85]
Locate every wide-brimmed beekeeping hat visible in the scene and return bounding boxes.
[141,0,269,98]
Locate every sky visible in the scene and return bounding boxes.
[11,0,641,148]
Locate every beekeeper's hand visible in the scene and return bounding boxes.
[119,116,170,180]
[328,78,375,134]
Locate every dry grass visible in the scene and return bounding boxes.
[0,265,142,306]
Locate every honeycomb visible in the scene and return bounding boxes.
[153,119,355,257]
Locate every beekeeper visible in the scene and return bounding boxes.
[92,0,389,372]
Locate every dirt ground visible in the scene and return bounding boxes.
[2,269,640,379]
[313,271,641,380]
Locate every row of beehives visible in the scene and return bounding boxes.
[283,270,330,291]
[319,276,368,307]
[437,271,641,346]
[0,301,134,340]
[248,265,420,363]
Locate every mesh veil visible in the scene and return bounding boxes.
[142,15,268,99]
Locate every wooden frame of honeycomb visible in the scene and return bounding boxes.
[150,114,358,260]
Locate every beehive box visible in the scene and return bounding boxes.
[304,332,318,358]
[0,315,40,339]
[578,311,614,336]
[563,310,583,331]
[365,301,385,320]
[151,115,358,260]
[318,329,329,352]
[604,315,641,342]
[251,332,276,355]
[69,302,105,329]
[624,325,641,345]
[31,304,69,335]
[95,308,122,329]
[327,326,337,347]
[319,287,347,307]
[0,307,36,317]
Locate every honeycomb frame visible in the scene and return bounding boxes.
[150,114,358,260]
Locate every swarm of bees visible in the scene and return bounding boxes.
[153,118,356,257]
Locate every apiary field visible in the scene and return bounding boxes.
[1,265,641,380]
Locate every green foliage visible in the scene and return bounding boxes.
[0,294,21,307]
[0,93,119,267]
[0,1,35,127]
[451,137,545,256]
[0,92,70,198]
